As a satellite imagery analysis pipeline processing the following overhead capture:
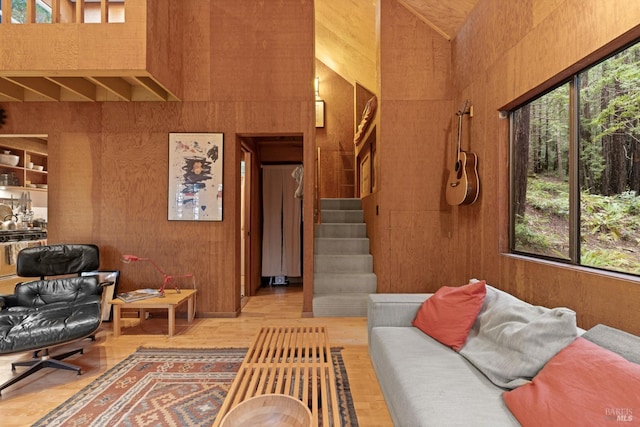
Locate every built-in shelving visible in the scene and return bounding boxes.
[0,144,47,191]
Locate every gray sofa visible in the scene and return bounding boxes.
[368,284,587,427]
[368,290,640,427]
[368,293,520,427]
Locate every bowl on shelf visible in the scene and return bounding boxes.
[0,151,19,166]
[36,184,48,189]
[33,165,44,171]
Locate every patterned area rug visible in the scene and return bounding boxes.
[33,347,358,427]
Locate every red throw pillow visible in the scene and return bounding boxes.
[503,337,640,427]
[412,280,486,351]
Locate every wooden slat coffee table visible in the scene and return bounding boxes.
[213,326,341,427]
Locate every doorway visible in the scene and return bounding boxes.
[238,134,303,300]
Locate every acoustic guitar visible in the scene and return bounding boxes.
[445,100,480,206]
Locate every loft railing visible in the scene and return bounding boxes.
[0,0,181,102]
[0,0,125,24]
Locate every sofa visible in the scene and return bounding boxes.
[368,281,640,427]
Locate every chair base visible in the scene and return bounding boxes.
[0,347,84,395]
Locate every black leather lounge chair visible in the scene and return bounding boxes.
[0,244,104,395]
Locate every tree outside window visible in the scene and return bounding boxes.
[511,40,640,276]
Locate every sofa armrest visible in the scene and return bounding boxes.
[367,293,432,340]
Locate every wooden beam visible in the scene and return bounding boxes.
[101,0,108,23]
[396,0,451,41]
[0,78,24,101]
[51,0,61,23]
[133,76,169,101]
[26,0,37,23]
[1,0,12,24]
[5,77,60,101]
[46,76,96,101]
[88,76,132,101]
[76,0,84,23]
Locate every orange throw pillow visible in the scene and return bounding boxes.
[412,280,486,351]
[503,337,640,427]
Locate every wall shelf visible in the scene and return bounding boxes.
[0,145,48,189]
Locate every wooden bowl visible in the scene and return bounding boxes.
[219,394,312,427]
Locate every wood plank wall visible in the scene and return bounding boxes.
[0,0,315,317]
[369,0,640,334]
[315,60,356,198]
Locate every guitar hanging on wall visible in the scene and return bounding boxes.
[445,100,480,206]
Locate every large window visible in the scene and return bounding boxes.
[510,40,640,276]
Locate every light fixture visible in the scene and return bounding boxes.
[315,77,320,98]
[121,254,194,296]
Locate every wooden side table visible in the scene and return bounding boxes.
[109,289,197,337]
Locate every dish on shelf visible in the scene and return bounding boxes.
[0,151,19,166]
[26,183,37,188]
[36,184,48,189]
[33,165,44,171]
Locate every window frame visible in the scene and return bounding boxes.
[508,38,640,277]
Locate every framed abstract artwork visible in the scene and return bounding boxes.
[168,132,224,221]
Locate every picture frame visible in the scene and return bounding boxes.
[168,132,224,221]
[316,100,325,128]
[81,270,120,322]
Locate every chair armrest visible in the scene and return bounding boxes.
[0,294,19,310]
[367,293,432,339]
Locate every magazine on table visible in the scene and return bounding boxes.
[116,288,161,302]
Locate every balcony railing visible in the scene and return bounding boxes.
[0,0,181,102]
[1,0,125,24]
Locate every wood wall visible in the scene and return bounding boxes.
[0,0,315,317]
[2,0,639,332]
[315,60,355,198]
[368,0,640,335]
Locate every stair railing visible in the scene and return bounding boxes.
[315,146,322,224]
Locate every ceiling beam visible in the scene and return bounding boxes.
[396,0,451,41]
[4,77,61,101]
[0,78,25,101]
[88,76,132,101]
[46,77,97,101]
[133,76,169,101]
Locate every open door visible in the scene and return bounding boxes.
[241,148,252,297]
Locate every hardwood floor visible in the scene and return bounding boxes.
[0,284,393,426]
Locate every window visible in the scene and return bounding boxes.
[510,39,640,276]
[2,0,52,23]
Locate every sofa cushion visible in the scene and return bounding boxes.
[503,337,640,427]
[412,280,486,351]
[459,286,578,389]
[582,324,640,364]
[370,326,520,427]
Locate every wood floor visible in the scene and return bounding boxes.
[0,284,393,426]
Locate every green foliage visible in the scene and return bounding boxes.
[581,248,640,275]
[7,0,51,23]
[581,191,640,242]
[516,176,640,273]
[587,45,640,141]
[526,176,569,218]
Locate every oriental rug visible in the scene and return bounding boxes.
[33,347,358,427]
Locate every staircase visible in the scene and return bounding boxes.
[313,198,377,317]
